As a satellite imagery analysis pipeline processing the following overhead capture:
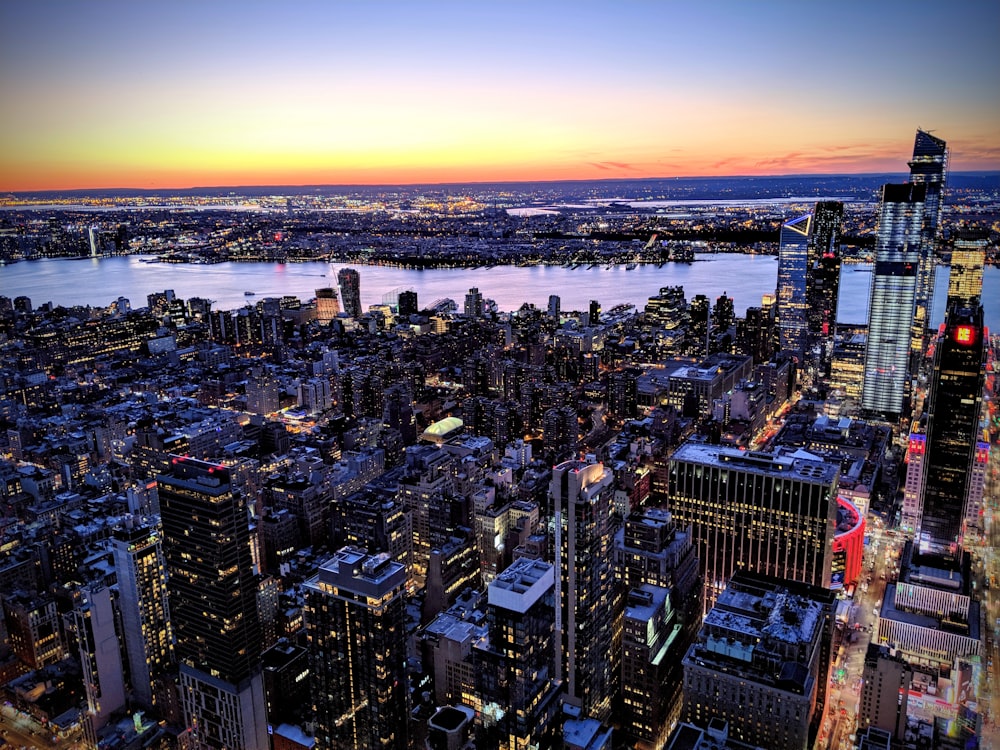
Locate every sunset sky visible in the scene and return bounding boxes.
[2,0,999,191]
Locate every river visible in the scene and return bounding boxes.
[2,255,998,330]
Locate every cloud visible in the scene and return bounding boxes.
[586,161,640,172]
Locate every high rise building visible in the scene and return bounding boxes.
[682,572,836,750]
[63,585,126,729]
[620,585,683,748]
[159,457,268,750]
[474,557,561,749]
[315,287,340,323]
[550,460,616,721]
[946,230,987,310]
[398,289,419,317]
[337,267,362,318]
[918,305,986,559]
[303,547,409,750]
[861,182,926,419]
[109,518,174,709]
[464,287,483,318]
[908,130,948,368]
[688,294,709,356]
[776,212,813,359]
[589,299,601,326]
[667,442,839,611]
[805,201,844,371]
[548,294,561,321]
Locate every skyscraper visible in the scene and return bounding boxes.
[947,229,987,310]
[474,557,561,749]
[667,442,839,611]
[109,518,174,709]
[918,305,987,559]
[303,547,409,750]
[776,212,812,359]
[805,201,844,371]
[550,459,616,721]
[861,182,926,419]
[337,267,362,318]
[908,130,948,368]
[548,294,561,321]
[464,287,483,318]
[159,457,268,750]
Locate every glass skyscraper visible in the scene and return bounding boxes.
[337,267,362,319]
[919,306,986,559]
[861,182,926,419]
[775,212,812,359]
[908,130,948,370]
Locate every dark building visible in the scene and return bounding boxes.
[688,294,709,356]
[337,267,362,318]
[398,289,419,317]
[303,547,409,750]
[159,456,268,749]
[474,558,561,749]
[908,129,948,369]
[584,299,599,326]
[857,644,911,741]
[682,572,837,750]
[805,201,843,372]
[919,305,986,559]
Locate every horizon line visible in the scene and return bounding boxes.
[7,170,1000,196]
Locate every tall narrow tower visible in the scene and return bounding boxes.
[303,547,409,750]
[109,518,174,709]
[159,457,268,750]
[776,212,813,360]
[806,201,844,372]
[908,130,948,370]
[862,182,926,419]
[919,305,986,560]
[337,267,362,318]
[549,460,616,721]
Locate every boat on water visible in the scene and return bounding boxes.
[245,291,255,296]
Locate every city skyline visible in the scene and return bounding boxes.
[2,1,1000,191]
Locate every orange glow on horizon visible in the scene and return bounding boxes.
[1,147,932,193]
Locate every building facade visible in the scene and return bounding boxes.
[303,547,409,750]
[159,456,268,750]
[919,306,986,559]
[908,129,948,368]
[862,182,926,419]
[474,557,561,750]
[550,460,617,721]
[667,442,839,612]
[337,267,362,319]
[109,518,174,709]
[776,212,812,359]
[682,573,835,750]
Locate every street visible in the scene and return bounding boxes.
[816,518,898,750]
